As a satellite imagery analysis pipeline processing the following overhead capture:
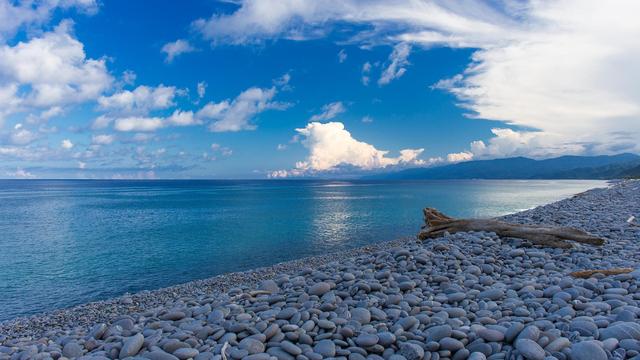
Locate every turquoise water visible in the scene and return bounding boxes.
[0,179,605,321]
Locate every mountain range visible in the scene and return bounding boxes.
[365,153,640,180]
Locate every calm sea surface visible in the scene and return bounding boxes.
[0,179,606,320]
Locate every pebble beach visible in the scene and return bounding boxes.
[1,180,640,360]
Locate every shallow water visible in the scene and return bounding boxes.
[0,179,605,320]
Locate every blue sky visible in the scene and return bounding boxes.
[0,0,638,179]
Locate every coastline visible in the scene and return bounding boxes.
[1,182,611,339]
[2,179,639,360]
[0,181,620,337]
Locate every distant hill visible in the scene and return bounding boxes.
[365,153,640,180]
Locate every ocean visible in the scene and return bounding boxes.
[0,179,606,321]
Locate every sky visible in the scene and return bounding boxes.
[0,0,639,179]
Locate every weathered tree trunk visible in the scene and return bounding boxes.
[570,268,633,278]
[418,208,605,249]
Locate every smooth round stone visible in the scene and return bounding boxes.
[239,338,265,354]
[267,347,296,360]
[545,337,570,352]
[517,326,540,342]
[62,342,84,359]
[600,322,640,340]
[570,319,598,337]
[276,308,297,320]
[447,292,467,303]
[570,341,607,360]
[378,332,397,347]
[89,323,108,340]
[314,340,336,357]
[351,308,372,324]
[478,289,504,301]
[469,352,487,360]
[309,282,331,296]
[516,338,545,360]
[355,333,379,347]
[173,348,200,360]
[280,341,302,356]
[119,333,144,359]
[477,328,504,342]
[161,311,186,321]
[427,324,452,341]
[505,323,525,343]
[439,337,463,351]
[258,280,279,293]
[399,342,425,360]
[317,319,336,330]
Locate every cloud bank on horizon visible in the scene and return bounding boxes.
[0,0,639,178]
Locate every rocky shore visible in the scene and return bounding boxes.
[2,180,640,360]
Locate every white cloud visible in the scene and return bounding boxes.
[121,70,136,85]
[161,39,196,63]
[271,121,424,177]
[0,0,98,42]
[0,21,112,112]
[446,151,473,163]
[361,115,373,123]
[61,139,73,149]
[114,116,164,132]
[166,109,199,126]
[193,0,509,46]
[5,167,35,178]
[197,81,207,99]
[92,134,114,145]
[10,127,37,145]
[462,128,585,160]
[198,0,640,157]
[309,101,345,121]
[277,143,287,151]
[337,49,347,63]
[211,143,232,156]
[273,73,291,89]
[91,115,113,129]
[197,86,289,132]
[361,62,371,85]
[98,85,177,115]
[378,42,410,86]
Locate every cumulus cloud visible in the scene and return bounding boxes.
[0,20,112,113]
[0,0,98,42]
[161,39,196,63]
[309,101,345,121]
[270,121,424,177]
[98,85,177,115]
[378,43,410,86]
[197,86,289,132]
[446,151,473,163]
[113,116,163,132]
[196,0,640,158]
[61,139,73,149]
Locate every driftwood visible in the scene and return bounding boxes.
[418,208,605,249]
[570,268,634,278]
